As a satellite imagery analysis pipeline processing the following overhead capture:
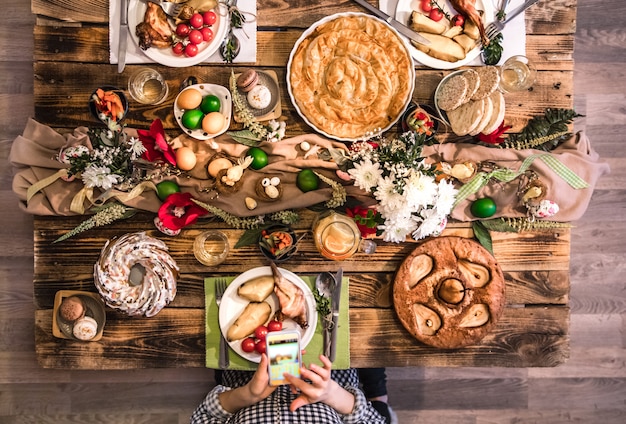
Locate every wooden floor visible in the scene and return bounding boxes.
[1,0,624,422]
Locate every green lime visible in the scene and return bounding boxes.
[247,147,268,170]
[296,169,319,192]
[470,197,497,218]
[156,180,181,201]
[200,94,221,114]
[181,109,204,130]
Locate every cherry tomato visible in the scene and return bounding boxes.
[184,43,198,57]
[267,320,283,332]
[189,13,204,29]
[254,325,269,340]
[200,27,214,42]
[175,23,190,37]
[420,0,432,13]
[172,42,184,56]
[429,8,444,22]
[452,14,465,27]
[188,29,203,45]
[203,11,217,26]
[255,339,267,354]
[241,337,256,353]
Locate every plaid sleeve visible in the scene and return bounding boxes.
[341,386,387,424]
[190,385,233,424]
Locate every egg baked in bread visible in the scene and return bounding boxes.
[289,14,413,140]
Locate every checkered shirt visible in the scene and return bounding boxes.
[190,368,386,423]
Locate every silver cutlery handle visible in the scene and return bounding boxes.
[218,334,229,369]
[504,0,540,24]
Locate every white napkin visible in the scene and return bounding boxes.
[380,0,527,66]
[109,0,257,65]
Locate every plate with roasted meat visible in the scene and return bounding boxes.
[128,0,228,67]
[395,0,494,69]
[218,264,317,362]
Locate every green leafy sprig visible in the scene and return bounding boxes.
[501,108,582,151]
[53,203,136,244]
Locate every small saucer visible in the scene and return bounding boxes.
[233,70,281,122]
[52,290,106,341]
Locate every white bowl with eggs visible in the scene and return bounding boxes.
[174,83,232,140]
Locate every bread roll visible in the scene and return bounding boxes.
[409,11,447,34]
[412,32,466,63]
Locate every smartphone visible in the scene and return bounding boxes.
[266,329,301,386]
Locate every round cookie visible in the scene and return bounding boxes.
[236,69,259,92]
[247,85,272,109]
[59,296,85,322]
[471,66,500,100]
[393,236,505,349]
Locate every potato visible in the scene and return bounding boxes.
[453,34,477,53]
[463,19,481,40]
[237,275,275,302]
[442,25,463,39]
[226,301,272,341]
[412,32,466,62]
[408,11,447,34]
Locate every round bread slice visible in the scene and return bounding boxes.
[481,90,506,135]
[437,73,469,111]
[448,98,484,136]
[471,66,500,100]
[469,95,494,136]
[463,69,480,102]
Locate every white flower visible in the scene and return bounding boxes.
[128,137,147,159]
[434,179,458,215]
[404,171,437,210]
[379,213,417,243]
[374,175,405,215]
[412,208,446,240]
[81,165,120,190]
[348,158,384,193]
[58,145,89,164]
[266,120,286,143]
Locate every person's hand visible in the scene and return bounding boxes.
[285,355,355,415]
[246,353,277,401]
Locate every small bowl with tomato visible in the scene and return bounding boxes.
[258,225,298,263]
[89,86,128,124]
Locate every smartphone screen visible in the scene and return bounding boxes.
[266,330,301,386]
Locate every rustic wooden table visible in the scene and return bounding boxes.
[31,0,575,369]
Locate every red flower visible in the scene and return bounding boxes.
[346,205,379,238]
[157,192,208,231]
[478,121,512,145]
[137,119,176,165]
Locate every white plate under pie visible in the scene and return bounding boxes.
[218,266,318,363]
[287,12,415,142]
[128,0,228,67]
[394,0,494,69]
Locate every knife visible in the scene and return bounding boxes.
[329,267,343,362]
[351,0,430,46]
[118,0,129,73]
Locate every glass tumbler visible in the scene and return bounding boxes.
[499,55,537,93]
[127,67,169,104]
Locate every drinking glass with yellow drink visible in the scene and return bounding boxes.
[499,55,536,93]
[313,211,376,261]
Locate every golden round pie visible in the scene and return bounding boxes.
[287,13,415,141]
[393,236,505,349]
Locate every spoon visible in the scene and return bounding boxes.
[220,0,242,62]
[315,272,336,299]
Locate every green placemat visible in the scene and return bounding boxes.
[205,274,350,370]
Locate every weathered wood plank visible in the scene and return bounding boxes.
[34,305,569,369]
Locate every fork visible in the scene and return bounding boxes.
[484,0,540,42]
[141,0,183,18]
[215,278,229,369]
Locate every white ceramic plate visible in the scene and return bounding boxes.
[395,0,494,69]
[218,266,317,363]
[173,83,232,140]
[286,12,415,142]
[128,0,228,68]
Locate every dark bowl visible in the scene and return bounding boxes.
[89,85,129,124]
[258,225,298,263]
[399,102,440,136]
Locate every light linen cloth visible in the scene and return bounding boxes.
[379,0,528,66]
[109,0,257,65]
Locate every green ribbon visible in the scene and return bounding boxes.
[453,153,589,208]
